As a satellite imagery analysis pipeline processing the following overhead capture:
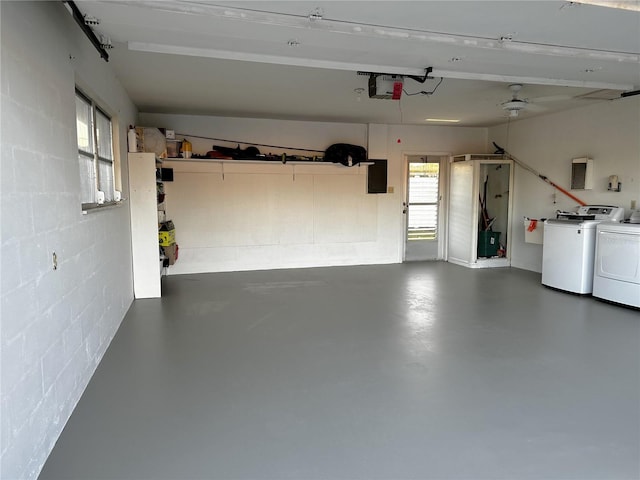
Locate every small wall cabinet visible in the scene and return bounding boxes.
[128,152,162,298]
[447,154,514,268]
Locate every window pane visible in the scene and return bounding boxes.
[96,109,113,161]
[75,94,93,154]
[407,162,439,241]
[98,159,114,201]
[79,153,96,204]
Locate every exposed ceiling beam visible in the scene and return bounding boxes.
[128,42,635,91]
[121,1,639,64]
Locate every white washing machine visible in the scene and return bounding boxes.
[542,205,624,294]
[592,222,640,308]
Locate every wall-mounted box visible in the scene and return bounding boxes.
[571,157,593,190]
[524,218,544,244]
[368,159,387,194]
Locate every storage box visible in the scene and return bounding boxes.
[478,231,500,257]
[158,220,175,246]
[135,126,168,158]
[158,230,175,246]
[163,244,178,265]
[524,218,544,244]
[166,140,181,158]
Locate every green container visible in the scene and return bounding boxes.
[478,231,501,257]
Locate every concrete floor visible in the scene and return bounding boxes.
[40,262,640,480]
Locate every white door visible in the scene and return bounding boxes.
[447,161,476,266]
[404,156,442,261]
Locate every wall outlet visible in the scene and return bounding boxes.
[632,200,637,210]
[387,186,394,194]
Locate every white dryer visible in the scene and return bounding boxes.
[592,222,640,308]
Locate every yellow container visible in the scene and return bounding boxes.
[181,139,192,159]
[159,229,176,246]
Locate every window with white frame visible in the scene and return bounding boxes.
[75,89,115,207]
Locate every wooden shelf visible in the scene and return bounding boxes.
[163,157,373,167]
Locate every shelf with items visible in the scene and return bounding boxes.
[163,157,373,167]
[156,177,177,270]
[128,152,163,298]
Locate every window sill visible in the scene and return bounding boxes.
[82,200,126,215]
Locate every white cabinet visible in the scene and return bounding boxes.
[447,154,514,268]
[128,152,162,298]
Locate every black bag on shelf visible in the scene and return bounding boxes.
[324,143,367,167]
[212,144,261,159]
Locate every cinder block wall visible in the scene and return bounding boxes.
[1,3,136,479]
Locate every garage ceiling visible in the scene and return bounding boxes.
[73,1,640,126]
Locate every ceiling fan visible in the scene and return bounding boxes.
[500,83,623,118]
[500,84,543,117]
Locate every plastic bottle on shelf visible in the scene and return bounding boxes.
[181,139,192,158]
[128,126,137,153]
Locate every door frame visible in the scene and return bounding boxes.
[401,151,451,262]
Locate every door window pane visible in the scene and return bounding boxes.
[408,204,438,240]
[407,162,439,241]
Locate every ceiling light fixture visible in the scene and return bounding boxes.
[503,103,525,117]
[426,118,460,123]
[570,0,640,11]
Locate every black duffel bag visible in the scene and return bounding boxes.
[324,143,367,167]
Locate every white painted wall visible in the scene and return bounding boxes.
[1,3,136,479]
[489,97,640,272]
[139,114,488,272]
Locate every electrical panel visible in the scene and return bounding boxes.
[571,157,593,190]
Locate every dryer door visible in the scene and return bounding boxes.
[595,229,640,283]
